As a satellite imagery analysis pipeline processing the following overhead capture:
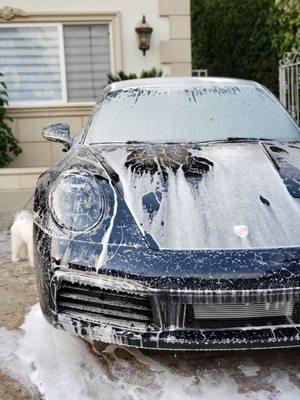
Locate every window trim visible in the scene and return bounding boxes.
[58,23,67,104]
[0,12,122,108]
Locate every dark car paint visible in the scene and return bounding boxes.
[264,143,300,199]
[33,139,300,350]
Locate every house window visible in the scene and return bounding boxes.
[0,23,111,104]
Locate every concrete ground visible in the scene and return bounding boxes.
[0,190,34,230]
[0,231,40,399]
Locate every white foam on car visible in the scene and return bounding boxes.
[102,143,300,250]
[276,143,300,167]
[97,173,118,269]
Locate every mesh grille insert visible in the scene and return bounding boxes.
[186,301,296,329]
[193,301,294,319]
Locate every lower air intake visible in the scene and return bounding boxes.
[56,281,153,325]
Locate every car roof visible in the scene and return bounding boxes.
[109,77,260,91]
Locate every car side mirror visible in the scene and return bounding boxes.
[43,123,73,149]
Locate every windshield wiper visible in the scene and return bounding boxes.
[89,140,150,145]
[89,138,275,146]
[126,140,150,144]
[225,137,271,142]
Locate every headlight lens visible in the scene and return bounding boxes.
[50,170,105,232]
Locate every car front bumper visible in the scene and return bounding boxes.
[54,313,300,350]
[42,268,300,351]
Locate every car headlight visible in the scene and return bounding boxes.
[50,170,106,232]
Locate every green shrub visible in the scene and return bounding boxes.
[0,73,22,167]
[107,68,163,83]
[191,0,299,95]
[139,68,163,78]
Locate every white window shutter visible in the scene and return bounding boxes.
[64,24,111,102]
[0,26,62,102]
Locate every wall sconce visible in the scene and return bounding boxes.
[135,15,153,56]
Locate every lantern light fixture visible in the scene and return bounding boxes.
[135,15,153,56]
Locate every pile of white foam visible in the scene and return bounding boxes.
[1,304,300,399]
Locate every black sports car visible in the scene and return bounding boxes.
[33,77,300,350]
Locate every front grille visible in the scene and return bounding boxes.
[192,301,294,319]
[53,270,300,334]
[56,281,153,326]
[185,300,296,329]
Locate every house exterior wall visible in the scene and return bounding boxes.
[0,0,191,178]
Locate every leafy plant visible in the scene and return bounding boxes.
[140,68,163,78]
[191,0,299,96]
[107,71,138,83]
[268,0,300,56]
[107,68,163,83]
[0,72,22,167]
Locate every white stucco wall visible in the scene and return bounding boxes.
[0,0,171,75]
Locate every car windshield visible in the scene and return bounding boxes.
[85,84,300,144]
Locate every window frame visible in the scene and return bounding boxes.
[0,21,114,107]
